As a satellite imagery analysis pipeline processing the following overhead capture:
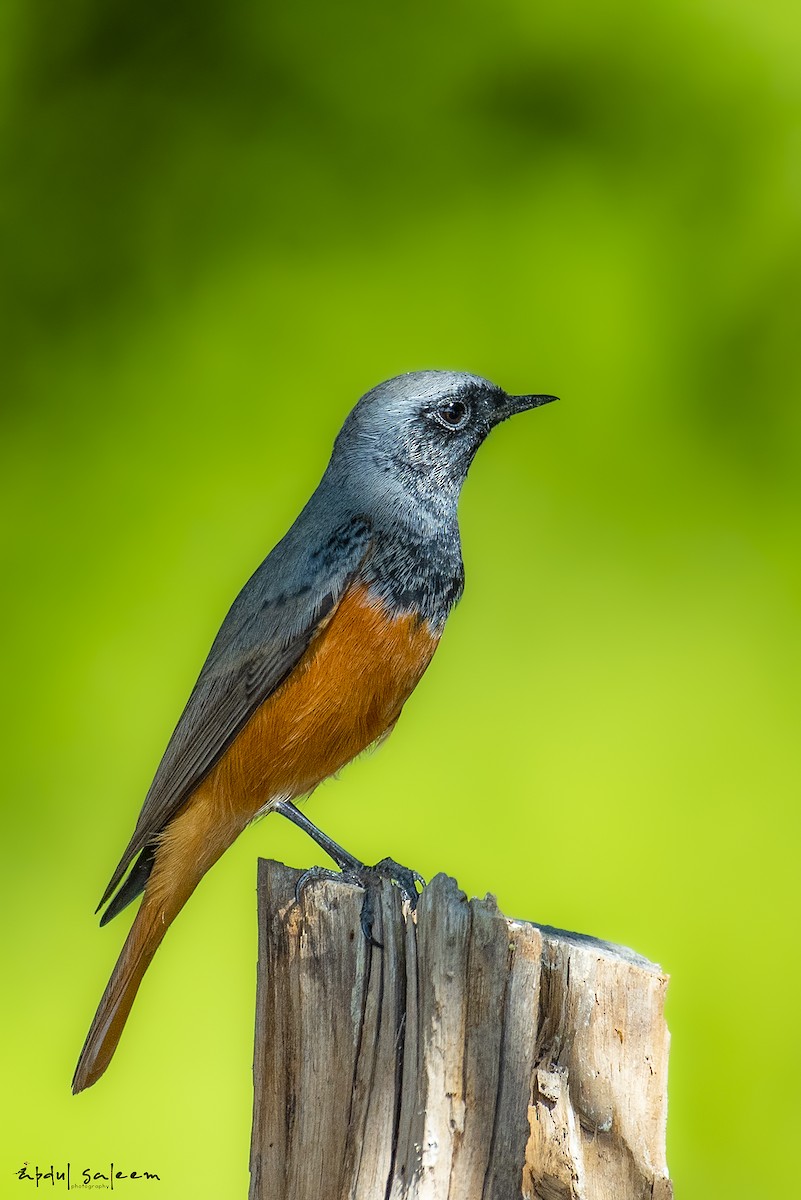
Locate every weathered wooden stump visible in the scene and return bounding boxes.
[249,860,672,1200]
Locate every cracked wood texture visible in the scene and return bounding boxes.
[249,861,672,1200]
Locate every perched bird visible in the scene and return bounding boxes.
[73,370,556,1093]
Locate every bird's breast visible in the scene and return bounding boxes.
[205,582,441,814]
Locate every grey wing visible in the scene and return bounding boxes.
[97,515,372,913]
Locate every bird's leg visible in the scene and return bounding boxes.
[273,799,425,942]
[273,799,366,875]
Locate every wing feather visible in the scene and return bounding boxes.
[97,515,372,912]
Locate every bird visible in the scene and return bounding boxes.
[72,370,556,1094]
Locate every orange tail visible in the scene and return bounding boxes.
[72,893,173,1094]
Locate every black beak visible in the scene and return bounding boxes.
[508,393,559,413]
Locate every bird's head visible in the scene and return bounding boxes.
[330,370,557,517]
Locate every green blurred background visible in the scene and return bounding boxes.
[1,1,799,1195]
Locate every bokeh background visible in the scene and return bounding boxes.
[2,1,799,1196]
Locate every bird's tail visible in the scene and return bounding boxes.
[73,782,242,1094]
[72,892,172,1094]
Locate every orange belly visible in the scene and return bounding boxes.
[149,584,440,895]
[215,582,440,808]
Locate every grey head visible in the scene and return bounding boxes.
[327,370,557,525]
[243,369,557,631]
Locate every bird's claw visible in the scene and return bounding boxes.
[372,857,426,908]
[294,864,343,904]
[294,857,426,946]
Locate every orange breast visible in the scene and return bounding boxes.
[147,584,440,910]
[203,583,440,819]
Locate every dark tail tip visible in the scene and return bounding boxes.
[98,846,156,927]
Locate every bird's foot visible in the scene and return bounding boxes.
[370,857,426,908]
[295,857,426,946]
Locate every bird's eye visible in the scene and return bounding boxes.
[434,399,470,431]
